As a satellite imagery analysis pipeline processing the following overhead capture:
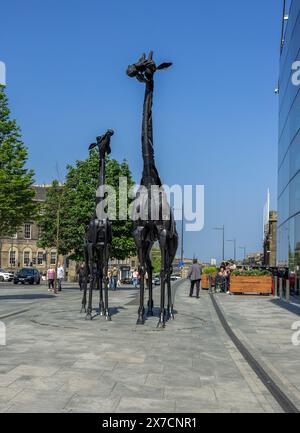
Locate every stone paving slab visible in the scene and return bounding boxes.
[0,281,295,412]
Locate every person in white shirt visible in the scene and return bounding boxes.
[57,263,64,292]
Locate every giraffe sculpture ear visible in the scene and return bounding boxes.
[157,62,172,70]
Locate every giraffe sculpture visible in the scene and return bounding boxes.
[81,129,114,321]
[127,52,179,328]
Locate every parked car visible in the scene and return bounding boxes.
[153,277,160,286]
[171,275,181,281]
[13,268,40,285]
[0,268,14,282]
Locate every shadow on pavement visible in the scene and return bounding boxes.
[90,306,126,319]
[271,298,300,317]
[0,294,56,301]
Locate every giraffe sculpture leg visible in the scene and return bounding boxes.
[96,250,105,316]
[80,245,89,313]
[166,235,178,320]
[81,279,88,313]
[158,229,167,328]
[86,243,94,320]
[145,244,154,316]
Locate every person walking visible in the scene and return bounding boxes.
[112,267,118,291]
[57,263,64,292]
[132,269,139,288]
[107,269,113,290]
[187,259,202,298]
[47,266,56,293]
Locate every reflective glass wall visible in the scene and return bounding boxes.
[278,0,300,278]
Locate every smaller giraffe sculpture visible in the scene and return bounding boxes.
[81,129,114,321]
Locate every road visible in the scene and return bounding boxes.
[0,280,299,413]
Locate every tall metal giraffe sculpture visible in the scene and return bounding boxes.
[81,129,114,321]
[127,52,179,328]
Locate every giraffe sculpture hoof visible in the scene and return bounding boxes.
[80,306,86,314]
[85,313,92,321]
[136,317,145,325]
[157,320,166,329]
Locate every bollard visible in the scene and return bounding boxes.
[286,280,290,303]
[279,278,283,299]
[274,276,278,297]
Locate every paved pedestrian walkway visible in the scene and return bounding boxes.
[0,281,299,412]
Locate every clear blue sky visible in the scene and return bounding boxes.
[1,0,282,262]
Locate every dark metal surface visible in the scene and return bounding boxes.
[210,293,299,413]
[81,130,114,322]
[127,52,178,328]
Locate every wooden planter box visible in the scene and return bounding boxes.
[230,276,272,295]
[202,273,216,290]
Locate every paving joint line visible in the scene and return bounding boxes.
[210,292,299,413]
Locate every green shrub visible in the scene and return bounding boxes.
[231,269,272,277]
[203,267,217,274]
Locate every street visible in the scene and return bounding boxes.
[0,280,300,412]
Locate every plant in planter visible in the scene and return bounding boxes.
[202,267,217,289]
[230,269,272,295]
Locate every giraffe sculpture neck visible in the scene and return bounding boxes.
[141,79,161,187]
[96,156,106,220]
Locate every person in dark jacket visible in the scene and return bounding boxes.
[187,259,202,298]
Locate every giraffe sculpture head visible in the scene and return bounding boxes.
[89,129,114,159]
[126,51,172,83]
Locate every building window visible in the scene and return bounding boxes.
[37,252,43,265]
[23,251,30,266]
[9,251,16,267]
[38,226,42,239]
[50,252,56,265]
[24,224,31,239]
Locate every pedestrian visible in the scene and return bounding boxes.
[57,263,64,292]
[187,259,202,298]
[77,263,87,291]
[107,269,113,289]
[112,267,118,291]
[47,266,55,293]
[132,269,139,288]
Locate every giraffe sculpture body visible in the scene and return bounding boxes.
[81,129,114,321]
[127,52,179,328]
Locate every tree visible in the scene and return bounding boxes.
[63,152,136,261]
[38,151,137,263]
[37,180,69,288]
[0,85,35,236]
[151,246,161,275]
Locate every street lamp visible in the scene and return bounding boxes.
[227,239,237,262]
[213,225,225,262]
[239,246,246,264]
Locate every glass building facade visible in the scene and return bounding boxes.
[278,0,300,284]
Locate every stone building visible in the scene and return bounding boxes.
[0,185,69,277]
[263,210,278,267]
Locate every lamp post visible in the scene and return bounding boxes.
[239,246,246,264]
[227,238,237,262]
[213,225,225,262]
